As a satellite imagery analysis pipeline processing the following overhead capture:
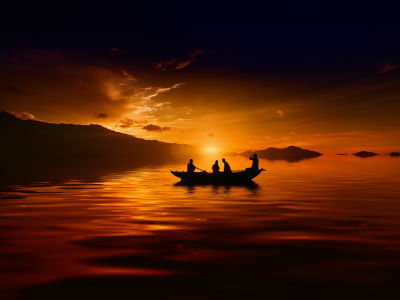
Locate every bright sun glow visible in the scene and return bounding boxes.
[205,147,218,153]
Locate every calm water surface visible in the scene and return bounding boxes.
[1,155,400,299]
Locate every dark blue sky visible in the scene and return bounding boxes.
[1,1,400,151]
[2,1,400,70]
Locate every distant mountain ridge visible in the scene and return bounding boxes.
[0,111,199,160]
[238,146,323,162]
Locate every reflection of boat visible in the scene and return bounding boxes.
[170,169,264,183]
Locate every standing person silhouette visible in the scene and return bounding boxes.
[212,160,220,174]
[222,158,232,173]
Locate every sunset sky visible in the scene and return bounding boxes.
[1,1,400,153]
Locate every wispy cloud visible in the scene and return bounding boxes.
[142,124,171,132]
[277,110,284,118]
[93,112,109,119]
[153,58,177,71]
[208,133,214,137]
[128,83,184,114]
[378,62,400,73]
[131,83,185,102]
[153,49,205,71]
[175,49,205,69]
[122,70,137,81]
[3,49,187,137]
[8,111,43,121]
[104,81,185,114]
[108,48,124,53]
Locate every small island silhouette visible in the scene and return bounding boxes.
[352,151,379,157]
[389,151,400,157]
[239,146,322,162]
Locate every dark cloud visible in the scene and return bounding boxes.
[93,113,109,119]
[153,49,205,71]
[208,133,214,137]
[153,58,177,71]
[114,118,148,129]
[175,49,205,69]
[118,118,135,128]
[378,62,400,73]
[107,48,124,53]
[142,124,171,132]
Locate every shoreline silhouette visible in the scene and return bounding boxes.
[0,111,200,162]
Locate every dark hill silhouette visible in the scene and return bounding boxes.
[0,111,199,161]
[239,146,322,162]
[352,151,379,157]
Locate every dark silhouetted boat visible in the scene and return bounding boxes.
[171,169,265,183]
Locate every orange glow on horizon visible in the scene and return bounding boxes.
[2,48,399,154]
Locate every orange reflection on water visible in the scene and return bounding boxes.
[1,155,400,299]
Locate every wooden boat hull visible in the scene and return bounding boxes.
[170,169,264,183]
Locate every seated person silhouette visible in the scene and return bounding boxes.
[222,158,232,173]
[246,154,259,171]
[212,160,220,174]
[187,159,199,173]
